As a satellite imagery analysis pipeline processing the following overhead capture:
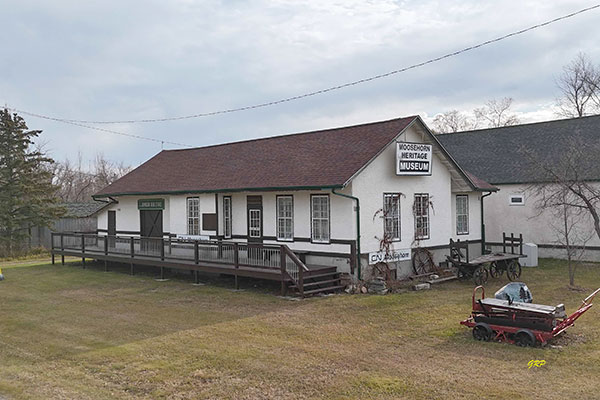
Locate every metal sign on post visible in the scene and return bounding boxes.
[396,142,433,175]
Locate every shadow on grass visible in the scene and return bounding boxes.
[79,259,285,295]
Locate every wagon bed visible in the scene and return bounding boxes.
[469,252,522,265]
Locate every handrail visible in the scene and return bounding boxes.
[51,232,307,274]
[281,245,309,272]
[280,245,309,297]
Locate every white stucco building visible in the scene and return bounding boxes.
[439,115,600,261]
[84,116,495,293]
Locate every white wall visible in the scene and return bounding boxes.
[484,183,600,260]
[98,196,171,234]
[97,189,355,255]
[450,191,482,242]
[216,189,355,254]
[352,123,483,255]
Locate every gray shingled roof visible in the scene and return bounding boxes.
[437,115,600,185]
[62,202,107,218]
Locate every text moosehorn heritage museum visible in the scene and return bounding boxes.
[396,142,433,175]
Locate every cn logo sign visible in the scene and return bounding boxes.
[368,249,411,265]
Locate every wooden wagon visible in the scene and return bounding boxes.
[447,233,524,285]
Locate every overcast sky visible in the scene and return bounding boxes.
[2,0,599,167]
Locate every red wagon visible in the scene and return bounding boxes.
[460,286,600,346]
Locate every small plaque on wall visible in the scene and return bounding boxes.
[202,213,218,231]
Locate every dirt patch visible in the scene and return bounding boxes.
[551,332,587,347]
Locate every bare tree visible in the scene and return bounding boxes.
[548,196,594,287]
[555,52,600,118]
[432,97,519,133]
[473,97,520,128]
[432,110,475,134]
[523,135,600,287]
[51,153,131,202]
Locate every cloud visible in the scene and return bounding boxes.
[1,0,599,166]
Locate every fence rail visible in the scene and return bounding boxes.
[50,232,310,290]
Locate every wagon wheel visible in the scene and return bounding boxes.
[473,265,488,286]
[488,262,501,279]
[506,260,522,281]
[413,248,435,275]
[515,330,536,347]
[473,323,493,342]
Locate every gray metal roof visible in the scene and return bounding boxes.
[436,115,600,184]
[62,202,107,218]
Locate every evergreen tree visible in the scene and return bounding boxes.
[0,109,64,256]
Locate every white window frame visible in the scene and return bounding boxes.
[249,209,261,238]
[509,194,525,206]
[456,195,469,235]
[276,195,294,241]
[223,196,232,239]
[311,195,330,243]
[383,193,401,241]
[187,197,200,235]
[414,193,430,240]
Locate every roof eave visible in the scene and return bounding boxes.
[92,184,345,199]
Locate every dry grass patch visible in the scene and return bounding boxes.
[0,258,599,399]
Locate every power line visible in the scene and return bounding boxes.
[9,4,600,125]
[7,108,194,148]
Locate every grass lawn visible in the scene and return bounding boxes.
[0,259,598,399]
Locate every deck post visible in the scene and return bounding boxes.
[194,270,200,285]
[130,236,135,275]
[60,233,65,265]
[194,240,199,264]
[503,232,507,253]
[280,247,287,297]
[104,235,109,255]
[218,238,223,258]
[298,259,304,299]
[511,233,515,254]
[81,234,86,268]
[161,238,165,261]
[160,267,165,280]
[519,233,523,254]
[234,242,239,290]
[51,233,55,265]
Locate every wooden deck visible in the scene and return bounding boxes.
[50,233,345,297]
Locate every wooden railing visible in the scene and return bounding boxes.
[50,232,310,289]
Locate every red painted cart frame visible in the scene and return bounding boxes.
[460,286,600,345]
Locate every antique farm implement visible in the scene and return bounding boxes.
[460,285,600,346]
[446,233,524,285]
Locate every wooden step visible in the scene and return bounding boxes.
[302,285,345,296]
[301,271,340,281]
[305,266,337,275]
[290,278,341,289]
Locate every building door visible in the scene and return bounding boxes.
[107,210,116,248]
[140,210,163,254]
[247,196,263,243]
